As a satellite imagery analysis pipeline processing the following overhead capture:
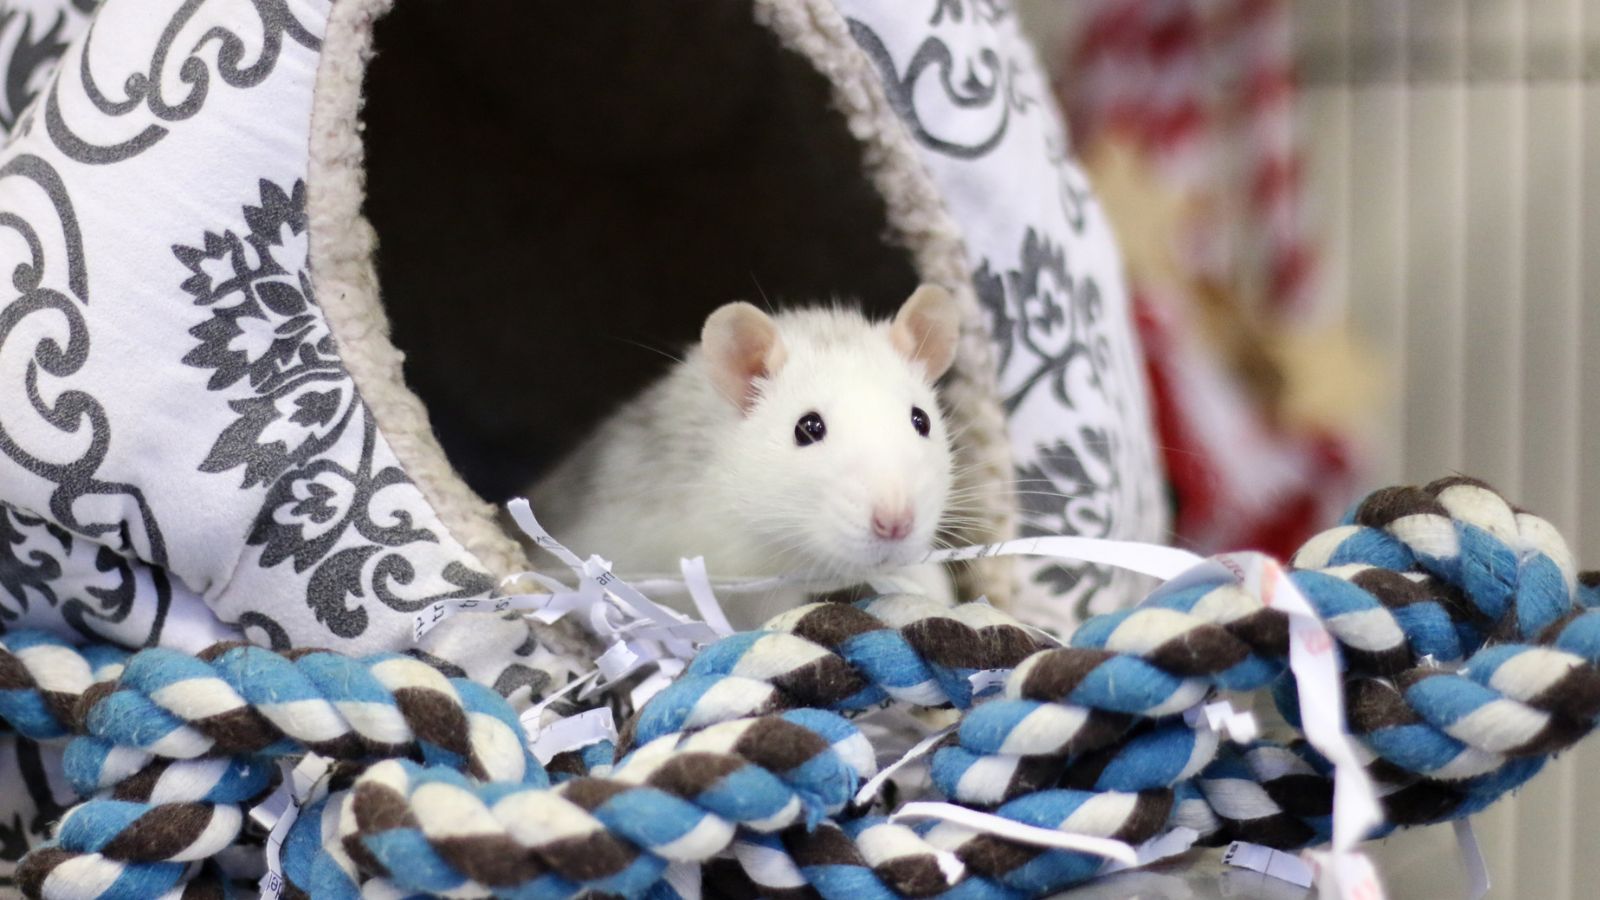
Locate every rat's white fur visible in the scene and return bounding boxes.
[529,294,956,627]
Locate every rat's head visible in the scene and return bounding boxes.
[702,285,960,582]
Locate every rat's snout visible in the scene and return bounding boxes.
[871,504,915,542]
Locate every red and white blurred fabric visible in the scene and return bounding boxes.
[1049,0,1365,559]
[1136,294,1356,558]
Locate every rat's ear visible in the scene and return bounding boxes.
[891,284,960,381]
[702,302,787,413]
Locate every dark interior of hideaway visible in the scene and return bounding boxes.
[360,0,924,504]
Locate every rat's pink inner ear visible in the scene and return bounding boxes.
[702,302,787,412]
[891,284,960,381]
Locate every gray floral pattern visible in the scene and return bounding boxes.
[0,151,184,644]
[177,179,353,489]
[176,178,493,641]
[0,1,97,133]
[841,0,1169,625]
[36,0,319,163]
[0,734,69,887]
[985,228,1112,415]
[0,0,526,658]
[849,10,1035,159]
[0,502,142,638]
[976,226,1137,618]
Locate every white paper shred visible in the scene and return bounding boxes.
[1223,841,1315,887]
[629,535,1206,598]
[467,501,726,706]
[1148,552,1384,900]
[966,668,1010,696]
[252,754,332,900]
[680,556,736,637]
[1454,818,1490,900]
[529,708,617,765]
[890,802,1138,866]
[935,850,967,885]
[1182,699,1260,744]
[853,725,957,807]
[411,587,599,642]
[630,657,686,710]
[663,860,703,900]
[1305,847,1385,900]
[517,670,602,735]
[920,534,1203,579]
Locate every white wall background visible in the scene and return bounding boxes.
[1019,1,1600,897]
[1293,3,1598,896]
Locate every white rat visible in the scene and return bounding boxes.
[526,285,961,627]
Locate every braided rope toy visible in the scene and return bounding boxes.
[4,478,1597,898]
[5,642,539,899]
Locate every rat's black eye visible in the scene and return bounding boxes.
[795,412,826,446]
[911,406,931,437]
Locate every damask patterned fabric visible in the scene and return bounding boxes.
[0,0,498,653]
[838,0,1169,625]
[0,0,95,132]
[0,734,71,890]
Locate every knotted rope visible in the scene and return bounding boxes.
[307,710,869,898]
[929,478,1599,856]
[625,594,1050,750]
[0,631,127,740]
[6,478,1598,899]
[7,642,542,898]
[75,643,536,782]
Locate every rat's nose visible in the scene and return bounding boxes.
[871,506,914,542]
